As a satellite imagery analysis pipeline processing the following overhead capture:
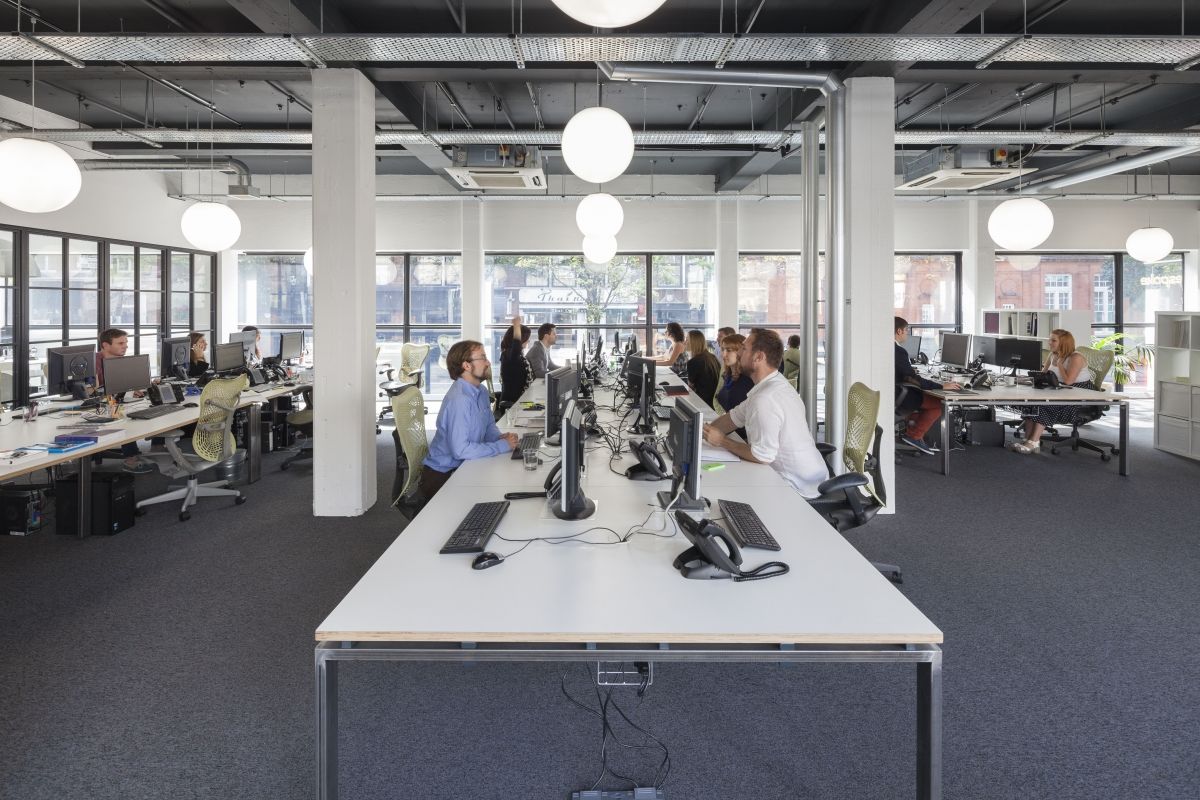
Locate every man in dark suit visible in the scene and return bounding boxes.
[895,317,959,455]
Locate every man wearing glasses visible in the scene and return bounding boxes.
[419,339,519,501]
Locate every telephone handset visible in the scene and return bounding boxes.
[544,461,562,499]
[625,439,669,481]
[672,510,742,579]
[247,367,269,386]
[969,370,992,390]
[149,383,183,406]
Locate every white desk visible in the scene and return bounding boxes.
[0,379,310,535]
[315,368,944,799]
[927,384,1129,476]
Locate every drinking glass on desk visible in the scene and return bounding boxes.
[523,448,539,471]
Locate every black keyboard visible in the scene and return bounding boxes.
[127,404,184,420]
[651,405,673,421]
[510,431,543,460]
[717,499,781,552]
[439,500,510,554]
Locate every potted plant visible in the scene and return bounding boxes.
[1090,332,1154,388]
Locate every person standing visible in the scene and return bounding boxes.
[420,340,518,500]
[498,315,533,408]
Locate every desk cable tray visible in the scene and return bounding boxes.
[597,661,653,688]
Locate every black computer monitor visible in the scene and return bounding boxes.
[545,365,579,440]
[278,330,304,362]
[612,331,620,352]
[160,336,191,380]
[995,337,1044,373]
[549,398,595,521]
[973,334,997,368]
[940,332,971,368]
[212,341,245,373]
[103,354,151,398]
[228,330,257,362]
[901,334,923,362]
[47,344,96,398]
[657,396,705,511]
[625,356,655,431]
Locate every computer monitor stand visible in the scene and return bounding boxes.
[656,472,706,511]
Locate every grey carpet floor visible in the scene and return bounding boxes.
[1,402,1198,799]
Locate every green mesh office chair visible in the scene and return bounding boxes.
[390,383,429,509]
[281,387,313,470]
[379,342,431,422]
[807,382,901,583]
[137,375,249,522]
[1043,346,1119,461]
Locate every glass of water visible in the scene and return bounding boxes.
[523,448,539,471]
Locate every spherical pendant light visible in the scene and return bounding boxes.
[562,107,635,185]
[987,197,1054,250]
[180,201,242,252]
[1006,254,1042,272]
[582,235,618,265]
[550,0,667,28]
[1125,227,1174,264]
[0,137,82,213]
[575,192,624,237]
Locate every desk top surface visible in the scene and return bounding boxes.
[927,384,1125,403]
[316,366,942,647]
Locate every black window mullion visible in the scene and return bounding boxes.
[643,253,652,350]
[59,237,68,346]
[14,230,28,406]
[955,252,964,332]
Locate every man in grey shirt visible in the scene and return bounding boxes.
[526,322,559,379]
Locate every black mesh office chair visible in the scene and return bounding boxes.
[807,382,902,584]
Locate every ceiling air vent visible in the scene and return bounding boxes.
[445,145,545,190]
[896,146,1035,191]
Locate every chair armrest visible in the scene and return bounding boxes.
[203,398,238,414]
[816,442,837,457]
[817,472,868,495]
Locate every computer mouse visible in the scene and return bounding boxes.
[471,552,504,570]
[659,380,669,386]
[182,402,198,408]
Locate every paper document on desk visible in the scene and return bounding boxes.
[700,445,741,463]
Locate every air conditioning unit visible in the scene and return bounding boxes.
[896,146,1036,191]
[445,145,545,190]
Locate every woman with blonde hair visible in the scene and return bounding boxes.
[715,333,754,414]
[684,329,721,408]
[1011,328,1094,454]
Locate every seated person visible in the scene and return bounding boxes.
[716,326,735,348]
[653,321,687,370]
[715,333,752,439]
[782,334,802,381]
[188,332,209,378]
[702,328,827,498]
[1010,328,1094,455]
[94,328,152,475]
[419,340,518,500]
[525,322,559,379]
[242,325,262,364]
[895,317,959,455]
[498,315,532,409]
[684,329,721,409]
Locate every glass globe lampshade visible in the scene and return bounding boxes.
[987,197,1054,250]
[1006,254,1042,272]
[0,137,82,213]
[562,107,635,185]
[180,201,242,252]
[1125,227,1174,264]
[575,192,624,237]
[549,0,667,27]
[582,235,618,265]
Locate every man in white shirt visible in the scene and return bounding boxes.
[525,322,559,379]
[703,328,828,498]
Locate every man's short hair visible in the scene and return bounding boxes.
[446,339,482,381]
[537,322,556,340]
[894,316,908,334]
[99,328,128,346]
[747,328,784,369]
[787,334,801,348]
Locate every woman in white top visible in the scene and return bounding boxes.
[1011,328,1094,455]
[653,321,687,370]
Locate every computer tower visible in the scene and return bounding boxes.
[0,488,47,536]
[55,472,136,536]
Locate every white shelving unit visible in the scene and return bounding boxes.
[979,308,1092,341]
[1154,311,1200,460]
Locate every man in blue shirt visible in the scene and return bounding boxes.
[418,339,518,500]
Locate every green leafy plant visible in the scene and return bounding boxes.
[1090,332,1154,386]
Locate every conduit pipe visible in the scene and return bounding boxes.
[77,157,253,187]
[602,63,848,448]
[1018,146,1200,192]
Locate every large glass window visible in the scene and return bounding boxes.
[650,254,716,344]
[0,230,14,403]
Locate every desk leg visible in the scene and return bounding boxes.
[246,403,262,484]
[76,454,92,539]
[315,645,339,800]
[940,402,950,476]
[1119,402,1129,477]
[917,648,943,800]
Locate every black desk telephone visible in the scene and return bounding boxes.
[625,439,669,481]
[672,511,789,582]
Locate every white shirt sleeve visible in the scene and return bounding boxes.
[729,400,748,428]
[748,400,785,464]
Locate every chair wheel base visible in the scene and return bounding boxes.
[1100,453,1111,462]
[234,495,247,505]
[179,511,191,522]
[280,462,290,471]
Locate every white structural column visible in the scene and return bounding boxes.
[962,198,996,333]
[311,69,377,516]
[843,77,897,510]
[716,197,739,329]
[461,200,484,342]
